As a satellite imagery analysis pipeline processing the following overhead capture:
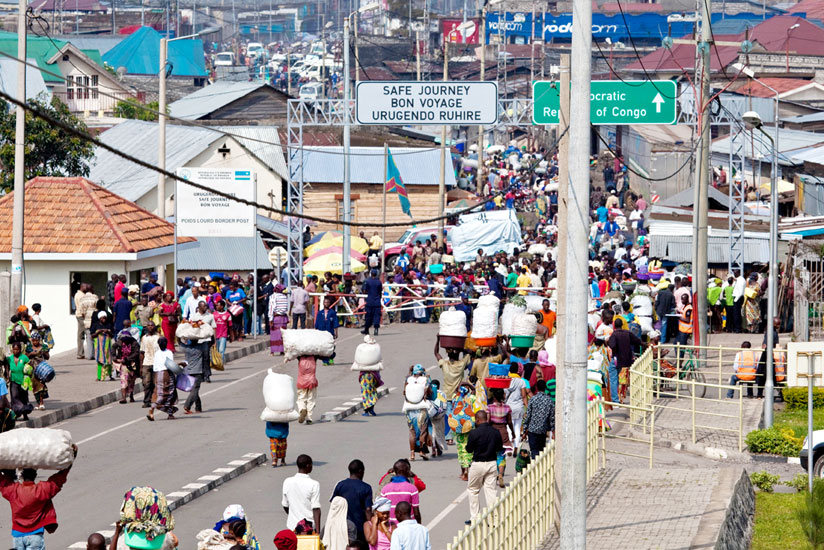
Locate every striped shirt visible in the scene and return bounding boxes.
[379,478,419,520]
[268,293,289,318]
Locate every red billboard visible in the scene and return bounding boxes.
[442,18,480,44]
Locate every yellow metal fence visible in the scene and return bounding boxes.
[446,400,602,550]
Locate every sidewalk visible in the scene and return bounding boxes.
[538,467,752,550]
[21,338,267,429]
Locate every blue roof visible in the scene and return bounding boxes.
[103,26,207,78]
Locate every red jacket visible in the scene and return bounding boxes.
[0,468,70,534]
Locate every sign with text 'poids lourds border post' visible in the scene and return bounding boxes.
[176,168,256,238]
[356,81,498,125]
[532,80,677,125]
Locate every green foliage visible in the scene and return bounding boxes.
[113,98,162,121]
[0,95,93,191]
[783,388,824,411]
[746,427,804,457]
[751,471,781,493]
[787,474,812,493]
[797,479,824,549]
[753,492,810,550]
[510,295,527,308]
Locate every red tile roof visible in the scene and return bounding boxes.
[728,77,816,97]
[0,177,194,254]
[742,15,824,56]
[625,42,740,73]
[791,0,824,21]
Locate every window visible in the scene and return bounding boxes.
[66,76,73,100]
[69,271,108,314]
[91,75,98,99]
[83,76,90,99]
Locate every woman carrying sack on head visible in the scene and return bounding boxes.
[448,382,481,481]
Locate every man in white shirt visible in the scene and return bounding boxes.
[282,454,321,531]
[189,301,216,382]
[732,269,746,333]
[390,501,431,550]
[182,283,206,320]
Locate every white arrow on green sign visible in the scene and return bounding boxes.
[532,80,677,125]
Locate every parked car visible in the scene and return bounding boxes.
[247,42,266,61]
[299,82,323,101]
[800,430,824,476]
[383,226,454,271]
[214,52,235,67]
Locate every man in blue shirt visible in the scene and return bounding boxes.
[112,288,133,334]
[595,204,608,223]
[361,269,383,336]
[604,217,620,239]
[331,459,373,544]
[455,294,473,332]
[141,272,159,297]
[315,296,339,365]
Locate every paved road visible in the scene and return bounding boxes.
[0,324,489,550]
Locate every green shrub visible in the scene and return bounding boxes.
[797,478,824,549]
[751,471,781,493]
[746,427,804,456]
[787,474,811,493]
[783,387,824,411]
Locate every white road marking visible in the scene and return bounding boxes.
[426,490,469,530]
[76,367,269,445]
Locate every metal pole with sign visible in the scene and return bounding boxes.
[254,228,259,339]
[382,143,387,276]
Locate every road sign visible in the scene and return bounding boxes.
[356,81,498,125]
[532,80,677,125]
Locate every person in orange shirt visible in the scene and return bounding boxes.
[538,299,556,337]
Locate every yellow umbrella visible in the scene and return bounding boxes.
[758,178,794,194]
[304,235,369,257]
[303,250,367,276]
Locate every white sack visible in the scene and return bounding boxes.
[544,337,557,365]
[477,295,500,310]
[404,376,428,404]
[524,295,547,314]
[402,399,430,412]
[637,316,654,336]
[630,295,654,317]
[282,329,335,361]
[262,369,297,412]
[0,428,75,470]
[260,407,300,422]
[354,336,382,366]
[472,307,498,339]
[351,361,384,372]
[501,303,527,335]
[527,243,548,256]
[175,322,214,340]
[438,309,468,337]
[511,313,538,337]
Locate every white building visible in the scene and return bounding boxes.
[0,177,195,354]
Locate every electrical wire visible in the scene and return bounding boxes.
[593,129,697,182]
[0,85,568,227]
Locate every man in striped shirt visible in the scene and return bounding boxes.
[379,460,421,523]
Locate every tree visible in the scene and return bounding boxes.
[113,98,162,121]
[0,95,94,191]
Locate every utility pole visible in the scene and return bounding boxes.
[141,0,144,27]
[560,0,591,547]
[438,43,448,250]
[11,0,26,308]
[476,0,485,195]
[111,0,116,35]
[342,17,351,275]
[554,52,570,532]
[157,37,168,287]
[354,13,359,87]
[693,0,711,351]
[416,30,421,80]
[192,0,196,34]
[321,15,326,98]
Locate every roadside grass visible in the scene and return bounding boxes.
[752,492,810,550]
[773,407,824,440]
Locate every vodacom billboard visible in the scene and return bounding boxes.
[442,18,480,44]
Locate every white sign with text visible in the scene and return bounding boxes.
[356,81,498,125]
[176,168,255,237]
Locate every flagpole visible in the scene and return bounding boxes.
[382,143,388,277]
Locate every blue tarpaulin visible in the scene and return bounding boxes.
[103,26,207,77]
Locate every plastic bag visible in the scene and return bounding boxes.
[210,345,224,371]
[262,370,297,412]
[501,303,527,335]
[354,336,382,366]
[511,313,538,337]
[0,428,75,470]
[438,309,468,337]
[404,376,428,404]
[176,373,195,392]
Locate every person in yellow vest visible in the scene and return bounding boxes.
[756,317,783,399]
[726,341,757,398]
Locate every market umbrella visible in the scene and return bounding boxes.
[303,250,367,276]
[304,234,369,257]
[447,188,477,201]
[305,230,340,246]
[304,245,367,264]
[447,198,481,209]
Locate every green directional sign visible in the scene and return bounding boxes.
[532,80,677,125]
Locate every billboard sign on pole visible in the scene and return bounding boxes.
[176,168,256,237]
[356,81,498,125]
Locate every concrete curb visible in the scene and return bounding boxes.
[750,454,801,465]
[26,340,267,430]
[321,386,394,423]
[67,452,266,549]
[627,428,750,462]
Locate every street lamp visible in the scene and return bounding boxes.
[787,23,800,74]
[742,109,779,428]
[156,26,220,287]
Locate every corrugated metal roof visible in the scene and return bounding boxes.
[0,58,50,103]
[298,147,456,186]
[214,125,289,182]
[89,121,289,202]
[711,127,824,165]
[88,120,221,202]
[649,235,770,264]
[178,235,270,271]
[783,111,824,124]
[168,81,268,120]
